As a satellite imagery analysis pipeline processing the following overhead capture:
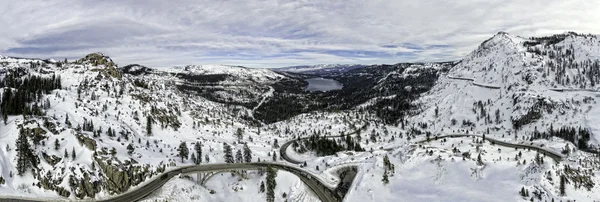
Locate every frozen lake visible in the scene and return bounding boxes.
[305,77,343,92]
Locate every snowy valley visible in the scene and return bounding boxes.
[0,32,599,202]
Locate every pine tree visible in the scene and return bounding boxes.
[383,155,392,170]
[236,128,244,141]
[194,142,202,164]
[382,171,389,184]
[54,139,60,150]
[65,114,71,127]
[127,144,135,155]
[64,148,68,158]
[16,129,36,176]
[243,143,252,163]
[235,149,243,163]
[266,166,277,202]
[71,147,76,160]
[223,143,234,163]
[259,181,265,193]
[559,175,566,196]
[178,142,189,162]
[191,153,197,164]
[146,115,152,136]
[272,152,277,161]
[273,139,279,148]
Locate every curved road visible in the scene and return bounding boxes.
[0,162,338,202]
[280,125,367,164]
[416,134,565,161]
[0,124,368,202]
[1,128,568,202]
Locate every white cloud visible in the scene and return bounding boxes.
[0,0,599,68]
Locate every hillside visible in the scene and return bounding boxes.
[410,32,600,150]
[0,53,357,200]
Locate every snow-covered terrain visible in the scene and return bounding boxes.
[141,170,320,202]
[411,32,600,148]
[0,53,320,200]
[1,32,600,202]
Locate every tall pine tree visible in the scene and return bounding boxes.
[243,143,252,163]
[146,115,153,136]
[194,142,202,164]
[177,142,189,162]
[16,128,37,176]
[223,143,234,163]
[235,149,243,163]
[559,175,566,196]
[266,166,277,202]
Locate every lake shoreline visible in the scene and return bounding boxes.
[305,77,343,92]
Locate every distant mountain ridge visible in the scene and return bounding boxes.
[272,64,367,75]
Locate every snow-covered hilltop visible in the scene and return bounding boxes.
[168,64,285,83]
[412,32,600,147]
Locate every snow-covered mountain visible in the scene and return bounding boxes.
[273,64,366,76]
[0,53,334,200]
[397,32,600,201]
[411,32,600,148]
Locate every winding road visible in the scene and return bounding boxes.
[280,125,367,164]
[0,162,338,202]
[416,134,565,161]
[0,125,368,202]
[1,126,569,202]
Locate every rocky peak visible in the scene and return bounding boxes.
[76,52,116,68]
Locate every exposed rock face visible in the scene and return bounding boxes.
[77,53,116,68]
[71,172,102,199]
[95,156,156,195]
[41,152,61,166]
[39,173,71,198]
[56,186,71,197]
[76,133,97,150]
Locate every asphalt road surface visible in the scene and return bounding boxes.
[416,134,565,161]
[280,125,367,164]
[0,162,338,202]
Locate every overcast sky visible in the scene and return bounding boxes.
[1,0,599,68]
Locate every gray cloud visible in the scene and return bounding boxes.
[0,0,599,68]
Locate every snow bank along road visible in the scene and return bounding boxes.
[416,134,565,162]
[0,162,338,202]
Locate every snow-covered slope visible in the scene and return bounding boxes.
[0,53,313,200]
[169,64,285,84]
[411,32,600,149]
